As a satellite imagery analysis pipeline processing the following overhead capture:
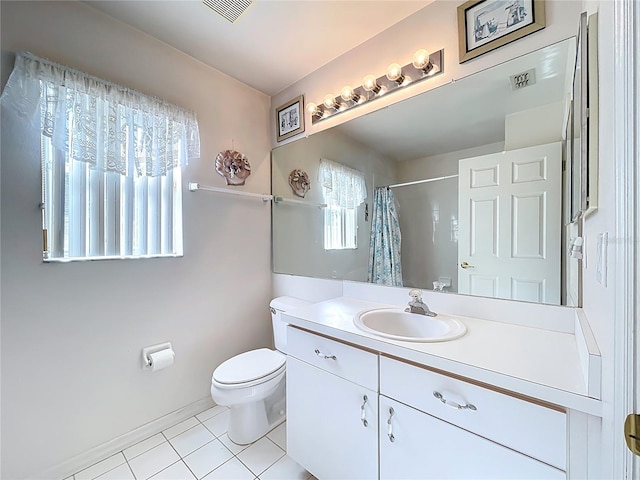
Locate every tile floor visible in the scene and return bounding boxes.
[65,406,315,480]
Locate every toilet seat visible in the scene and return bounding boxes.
[213,348,285,388]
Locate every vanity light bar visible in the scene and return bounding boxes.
[307,49,444,125]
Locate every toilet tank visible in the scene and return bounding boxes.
[270,296,311,353]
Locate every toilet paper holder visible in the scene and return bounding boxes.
[142,342,173,369]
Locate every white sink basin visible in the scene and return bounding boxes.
[354,308,466,342]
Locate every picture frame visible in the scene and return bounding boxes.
[457,0,546,63]
[276,95,304,142]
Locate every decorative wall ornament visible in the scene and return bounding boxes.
[288,169,311,198]
[215,150,251,186]
[457,0,546,63]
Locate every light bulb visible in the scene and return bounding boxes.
[340,85,361,103]
[386,63,404,83]
[306,102,319,115]
[323,94,336,109]
[362,74,381,93]
[340,85,354,101]
[412,49,431,69]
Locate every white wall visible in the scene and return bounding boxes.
[505,101,565,149]
[0,2,272,478]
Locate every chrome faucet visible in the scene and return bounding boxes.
[405,289,437,317]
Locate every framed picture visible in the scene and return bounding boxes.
[276,95,304,142]
[457,0,546,63]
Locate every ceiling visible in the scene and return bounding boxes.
[84,0,431,96]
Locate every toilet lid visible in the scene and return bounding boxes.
[213,348,285,385]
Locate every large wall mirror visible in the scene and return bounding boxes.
[272,38,580,307]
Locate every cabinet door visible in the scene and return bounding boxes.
[287,356,378,480]
[379,397,565,480]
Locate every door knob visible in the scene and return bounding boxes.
[460,261,475,269]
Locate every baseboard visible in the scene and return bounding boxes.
[33,397,215,480]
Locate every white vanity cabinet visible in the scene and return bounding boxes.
[380,356,567,479]
[286,327,379,480]
[285,326,570,480]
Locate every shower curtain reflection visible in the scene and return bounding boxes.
[368,187,403,287]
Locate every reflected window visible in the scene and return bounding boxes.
[318,158,367,251]
[324,205,357,250]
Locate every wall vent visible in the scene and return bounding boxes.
[509,68,536,90]
[202,0,253,23]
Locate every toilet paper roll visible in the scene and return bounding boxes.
[148,349,174,372]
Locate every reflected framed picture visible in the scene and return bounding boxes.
[276,95,305,142]
[457,0,546,63]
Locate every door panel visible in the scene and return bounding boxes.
[459,142,561,303]
[286,357,378,480]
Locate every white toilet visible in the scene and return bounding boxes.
[210,296,310,445]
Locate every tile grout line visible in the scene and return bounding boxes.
[73,408,302,480]
[235,436,286,479]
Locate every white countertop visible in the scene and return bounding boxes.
[283,297,602,416]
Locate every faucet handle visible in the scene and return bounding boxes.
[408,288,422,300]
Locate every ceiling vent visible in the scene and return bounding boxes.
[509,68,536,90]
[202,0,253,23]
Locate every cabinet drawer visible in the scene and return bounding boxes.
[379,396,565,480]
[287,326,378,390]
[380,356,566,470]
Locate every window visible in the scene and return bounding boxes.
[41,138,183,259]
[1,53,200,261]
[323,205,358,250]
[318,159,366,251]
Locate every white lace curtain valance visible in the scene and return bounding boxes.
[0,52,200,177]
[318,158,367,208]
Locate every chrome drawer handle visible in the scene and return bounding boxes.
[387,407,395,442]
[361,395,368,427]
[314,349,336,360]
[433,391,477,411]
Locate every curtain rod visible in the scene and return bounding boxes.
[386,174,459,189]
